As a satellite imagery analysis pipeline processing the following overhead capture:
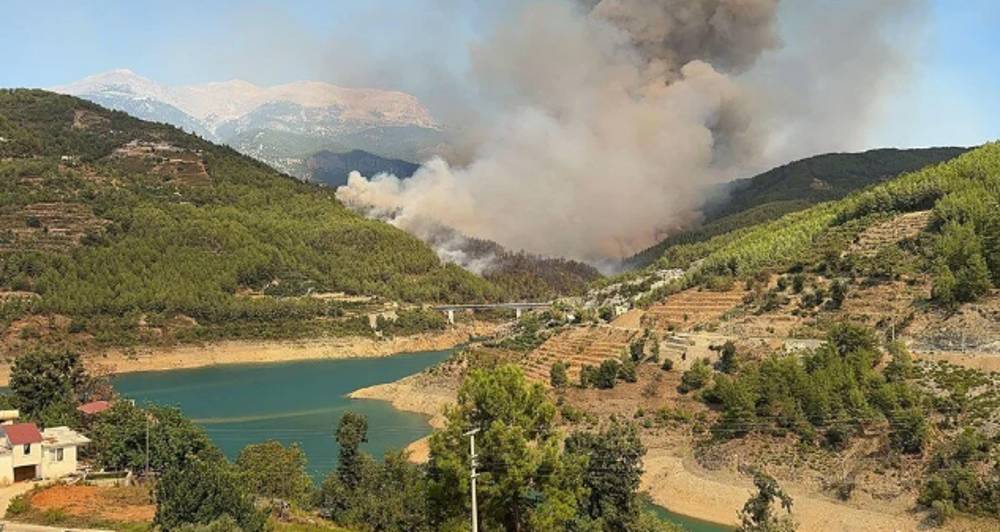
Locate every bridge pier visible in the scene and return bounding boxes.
[447,309,455,324]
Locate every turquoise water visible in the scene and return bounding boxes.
[112,349,453,479]
[112,349,730,531]
[646,502,732,532]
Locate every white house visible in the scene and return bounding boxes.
[0,422,90,484]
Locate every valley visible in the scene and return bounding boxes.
[346,144,1000,531]
[4,2,1000,531]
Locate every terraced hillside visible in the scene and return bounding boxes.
[521,326,639,383]
[640,287,747,331]
[848,210,932,256]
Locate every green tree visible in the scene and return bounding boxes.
[717,341,739,374]
[738,469,796,532]
[565,419,645,530]
[236,440,314,506]
[618,358,638,383]
[828,280,847,309]
[336,411,369,490]
[580,365,598,388]
[155,456,266,532]
[550,361,569,389]
[321,447,431,532]
[931,221,992,306]
[595,359,620,389]
[712,375,757,438]
[884,342,914,382]
[9,349,89,418]
[889,407,928,454]
[427,365,583,531]
[91,402,218,474]
[825,322,878,357]
[679,359,712,393]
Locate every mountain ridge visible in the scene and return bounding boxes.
[51,69,437,134]
[50,69,443,177]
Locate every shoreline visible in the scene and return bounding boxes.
[641,447,922,532]
[351,375,926,532]
[349,373,455,464]
[0,322,499,386]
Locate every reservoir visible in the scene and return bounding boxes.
[112,348,731,531]
[113,349,453,479]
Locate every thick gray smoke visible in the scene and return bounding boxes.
[337,0,924,264]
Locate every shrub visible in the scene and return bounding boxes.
[618,358,637,383]
[717,341,738,374]
[679,359,712,393]
[5,494,29,516]
[829,279,847,309]
[660,358,674,371]
[889,407,928,454]
[155,457,266,532]
[792,273,806,293]
[928,499,955,526]
[549,361,569,389]
[595,359,620,389]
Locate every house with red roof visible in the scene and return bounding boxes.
[77,400,112,416]
[0,422,89,483]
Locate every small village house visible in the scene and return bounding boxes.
[77,400,112,416]
[0,422,89,483]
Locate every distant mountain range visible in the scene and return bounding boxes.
[51,69,442,179]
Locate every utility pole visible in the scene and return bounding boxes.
[145,414,150,477]
[464,428,481,532]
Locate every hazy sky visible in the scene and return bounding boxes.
[2,0,998,149]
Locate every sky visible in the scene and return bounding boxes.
[1,0,998,149]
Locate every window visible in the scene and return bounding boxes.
[55,448,64,461]
[23,444,30,455]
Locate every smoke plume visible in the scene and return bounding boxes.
[337,0,924,265]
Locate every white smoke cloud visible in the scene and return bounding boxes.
[337,0,925,264]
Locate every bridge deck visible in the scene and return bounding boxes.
[432,303,552,311]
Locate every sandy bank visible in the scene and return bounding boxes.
[349,371,461,464]
[349,375,453,428]
[641,447,921,532]
[0,322,500,386]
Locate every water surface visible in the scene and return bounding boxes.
[113,349,731,531]
[113,349,453,479]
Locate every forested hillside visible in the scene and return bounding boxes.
[304,149,419,188]
[631,142,1000,310]
[0,90,499,349]
[628,147,967,268]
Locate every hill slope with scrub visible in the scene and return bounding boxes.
[483,142,1000,529]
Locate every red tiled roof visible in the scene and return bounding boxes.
[3,422,42,445]
[77,400,112,415]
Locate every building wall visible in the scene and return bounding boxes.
[0,453,13,485]
[11,441,41,469]
[41,445,77,480]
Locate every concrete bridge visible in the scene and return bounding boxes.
[433,302,552,323]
